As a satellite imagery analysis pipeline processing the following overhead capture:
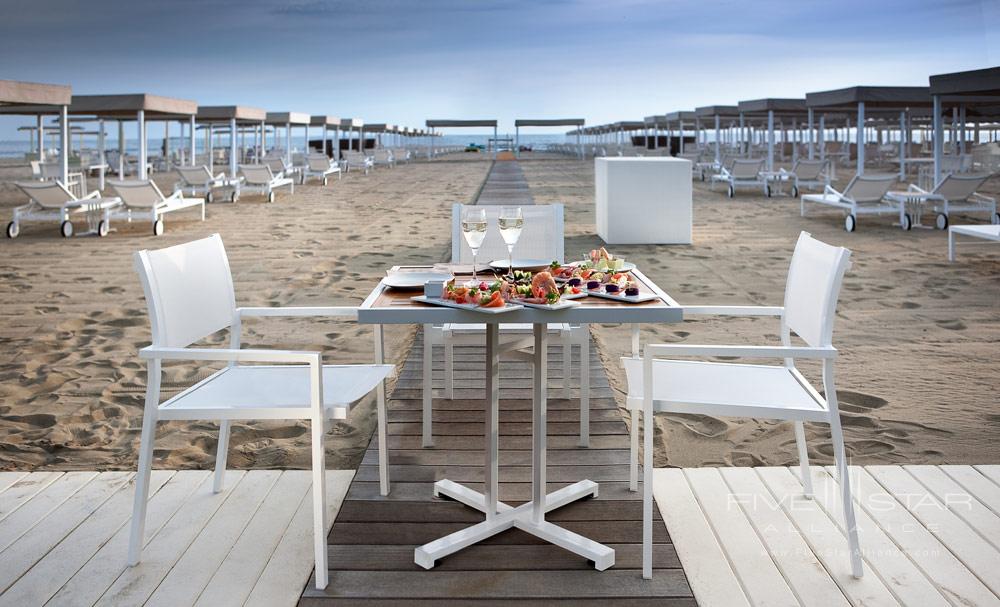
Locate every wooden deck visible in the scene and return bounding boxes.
[0,469,352,606]
[300,332,695,605]
[656,464,1000,607]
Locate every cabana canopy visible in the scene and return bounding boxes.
[0,79,71,107]
[265,112,310,125]
[199,105,266,122]
[425,119,498,159]
[695,105,740,118]
[514,118,585,158]
[928,67,1000,182]
[311,115,340,127]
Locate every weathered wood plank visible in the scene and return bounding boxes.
[300,599,694,607]
[386,421,624,436]
[0,471,65,527]
[381,434,628,450]
[0,471,92,552]
[905,464,1000,551]
[942,464,1000,517]
[387,408,623,423]
[353,463,633,483]
[336,498,658,524]
[347,480,643,502]
[328,520,669,545]
[362,447,632,467]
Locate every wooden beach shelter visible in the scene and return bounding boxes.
[643,115,667,150]
[513,118,585,159]
[695,105,740,165]
[0,79,72,182]
[265,111,310,165]
[664,111,698,155]
[929,66,1000,184]
[338,118,366,154]
[196,106,267,177]
[425,119,499,159]
[736,98,809,172]
[806,86,932,176]
[310,115,341,159]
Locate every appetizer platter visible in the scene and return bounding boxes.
[548,248,655,304]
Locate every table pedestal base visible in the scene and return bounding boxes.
[414,478,614,571]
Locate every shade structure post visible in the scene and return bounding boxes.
[207,124,214,174]
[807,108,815,160]
[738,112,745,156]
[678,120,685,154]
[285,122,291,164]
[714,115,721,164]
[959,104,966,155]
[36,115,44,162]
[933,95,943,185]
[898,111,906,180]
[819,115,826,161]
[304,124,309,157]
[766,109,775,172]
[137,109,147,180]
[515,125,519,158]
[97,118,106,190]
[493,125,497,159]
[229,117,238,178]
[856,101,865,176]
[58,105,69,183]
[188,115,196,166]
[164,120,170,169]
[118,121,125,178]
[576,131,582,159]
[322,125,328,157]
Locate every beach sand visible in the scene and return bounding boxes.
[0,154,998,473]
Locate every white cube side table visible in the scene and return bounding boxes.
[595,157,692,244]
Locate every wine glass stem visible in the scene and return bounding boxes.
[472,250,478,282]
[507,245,514,276]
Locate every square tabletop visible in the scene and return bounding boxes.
[358,265,683,325]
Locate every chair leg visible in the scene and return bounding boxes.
[422,325,434,448]
[831,415,863,578]
[562,342,571,400]
[579,338,590,448]
[642,384,654,579]
[444,343,454,400]
[794,421,813,498]
[213,420,231,494]
[375,326,390,497]
[311,417,329,590]
[127,417,156,566]
[630,405,639,492]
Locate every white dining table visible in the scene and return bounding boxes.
[358,266,682,571]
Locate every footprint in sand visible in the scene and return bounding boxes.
[101,286,125,295]
[900,301,921,309]
[835,390,889,413]
[935,319,966,330]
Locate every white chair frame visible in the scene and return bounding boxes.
[800,173,899,232]
[300,154,342,185]
[237,164,295,202]
[7,180,121,239]
[173,165,238,203]
[779,159,831,198]
[343,151,374,174]
[622,232,863,580]
[710,158,767,197]
[421,203,593,447]
[128,234,394,590]
[108,179,205,236]
[903,173,998,230]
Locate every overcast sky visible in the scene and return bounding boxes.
[1,0,997,139]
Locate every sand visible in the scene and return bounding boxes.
[0,153,998,473]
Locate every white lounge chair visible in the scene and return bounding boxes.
[777,159,830,198]
[622,231,862,580]
[300,154,342,185]
[128,234,394,590]
[107,180,205,236]
[264,156,300,181]
[391,148,411,164]
[421,203,593,446]
[800,173,899,232]
[237,164,295,202]
[7,180,120,238]
[372,149,395,168]
[891,172,997,230]
[343,150,374,174]
[711,158,767,197]
[949,224,1000,261]
[173,165,238,203]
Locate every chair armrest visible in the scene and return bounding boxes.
[81,190,102,200]
[139,346,320,364]
[971,192,996,203]
[237,306,358,319]
[823,184,843,197]
[644,343,837,359]
[682,305,783,317]
[907,184,930,194]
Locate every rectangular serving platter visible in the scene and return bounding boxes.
[509,298,581,310]
[411,295,523,314]
[584,288,660,304]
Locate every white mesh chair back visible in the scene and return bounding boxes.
[108,180,166,209]
[841,173,895,203]
[133,234,237,348]
[264,158,288,174]
[307,155,333,171]
[452,204,564,265]
[175,166,213,185]
[731,159,763,179]
[240,164,275,185]
[933,172,990,202]
[14,180,78,208]
[782,232,851,347]
[793,159,827,180]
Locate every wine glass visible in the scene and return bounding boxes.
[461,207,487,284]
[497,207,523,277]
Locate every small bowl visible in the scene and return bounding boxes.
[605,284,620,293]
[587,280,601,290]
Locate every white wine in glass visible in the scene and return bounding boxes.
[461,207,488,283]
[497,207,523,276]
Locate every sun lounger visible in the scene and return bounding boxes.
[710,158,767,197]
[7,180,120,238]
[886,172,997,230]
[108,179,205,236]
[343,150,374,174]
[777,159,830,197]
[264,157,300,181]
[173,165,238,203]
[800,173,899,232]
[237,164,295,202]
[372,149,395,168]
[300,154,342,185]
[949,224,1000,261]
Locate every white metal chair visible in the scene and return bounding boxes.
[108,179,205,236]
[343,150,374,174]
[264,156,300,182]
[779,159,830,198]
[621,232,862,580]
[300,154,342,185]
[421,203,593,447]
[372,149,395,168]
[900,172,997,230]
[710,158,767,197]
[7,180,120,239]
[800,172,898,232]
[128,234,394,590]
[237,164,295,202]
[173,165,237,203]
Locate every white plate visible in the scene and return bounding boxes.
[585,288,659,304]
[560,290,589,300]
[510,298,581,310]
[488,259,554,272]
[579,260,637,272]
[411,295,523,314]
[383,272,453,290]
